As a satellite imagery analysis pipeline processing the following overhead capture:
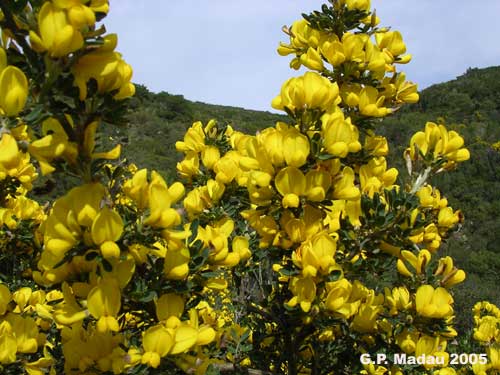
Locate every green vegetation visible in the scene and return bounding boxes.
[109,85,286,180]
[381,66,500,330]
[110,66,500,331]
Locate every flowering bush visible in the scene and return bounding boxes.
[0,0,497,374]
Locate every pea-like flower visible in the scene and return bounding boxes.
[416,285,454,319]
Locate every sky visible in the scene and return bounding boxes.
[105,1,500,112]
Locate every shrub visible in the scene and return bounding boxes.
[0,1,496,374]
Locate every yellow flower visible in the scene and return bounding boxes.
[82,120,121,160]
[305,170,331,202]
[286,276,317,313]
[91,207,123,259]
[341,33,365,62]
[300,47,324,71]
[375,31,410,63]
[359,157,398,197]
[101,255,135,289]
[351,291,384,333]
[332,167,360,200]
[277,19,321,57]
[275,166,306,208]
[215,153,242,184]
[0,284,11,316]
[437,207,461,230]
[12,287,33,313]
[417,185,448,209]
[0,65,28,116]
[170,325,199,355]
[392,73,419,103]
[283,127,310,167]
[487,344,500,370]
[72,34,134,100]
[384,286,411,315]
[87,278,121,333]
[325,279,359,318]
[144,179,184,229]
[358,86,391,117]
[292,232,338,277]
[183,187,207,217]
[0,133,38,190]
[4,313,39,353]
[123,168,149,210]
[201,146,221,170]
[434,368,456,375]
[177,151,200,179]
[39,183,106,276]
[53,0,102,28]
[175,121,205,153]
[408,122,470,167]
[196,219,239,266]
[156,294,185,321]
[164,247,190,280]
[396,249,431,277]
[473,316,498,342]
[364,39,386,73]
[24,349,54,375]
[257,125,286,166]
[416,285,453,319]
[28,117,78,175]
[343,0,371,12]
[320,35,346,67]
[395,329,419,354]
[0,320,17,364]
[232,236,251,262]
[141,325,174,368]
[53,282,88,326]
[29,2,84,57]
[272,71,340,113]
[434,256,466,288]
[322,112,361,157]
[415,335,449,369]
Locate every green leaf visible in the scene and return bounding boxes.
[23,104,46,126]
[326,270,342,282]
[201,271,219,278]
[279,267,300,276]
[85,251,99,261]
[102,258,113,272]
[138,290,157,303]
[10,0,28,12]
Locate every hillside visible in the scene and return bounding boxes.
[111,85,286,180]
[114,66,500,329]
[380,66,500,328]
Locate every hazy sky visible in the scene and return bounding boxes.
[105,1,500,112]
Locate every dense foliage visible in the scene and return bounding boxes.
[0,1,499,375]
[122,68,500,335]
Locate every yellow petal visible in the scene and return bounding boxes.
[156,294,185,321]
[275,166,306,197]
[196,326,216,345]
[143,325,174,357]
[87,278,121,320]
[0,66,28,116]
[91,207,123,245]
[92,144,121,160]
[171,326,198,355]
[100,241,121,259]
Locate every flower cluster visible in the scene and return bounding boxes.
[471,302,500,374]
[277,2,419,121]
[0,0,494,374]
[0,48,28,117]
[171,0,473,372]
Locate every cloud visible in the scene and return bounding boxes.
[105,0,500,111]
